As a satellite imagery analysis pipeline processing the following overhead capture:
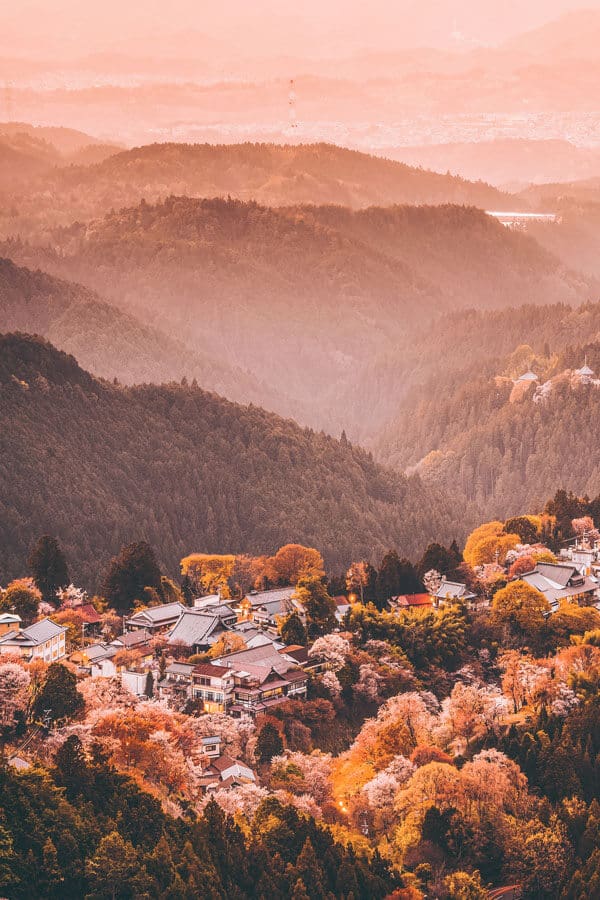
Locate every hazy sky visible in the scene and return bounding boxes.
[3,0,600,60]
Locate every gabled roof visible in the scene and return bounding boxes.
[280,645,309,664]
[167,611,222,647]
[212,756,255,780]
[193,594,221,609]
[193,662,233,678]
[126,601,187,627]
[519,564,597,611]
[434,579,476,601]
[245,587,296,610]
[394,593,433,607]
[0,617,67,648]
[111,628,151,648]
[78,604,102,624]
[85,642,117,662]
[216,642,287,669]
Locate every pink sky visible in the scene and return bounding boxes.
[3,0,600,60]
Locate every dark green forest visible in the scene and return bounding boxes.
[0,744,399,899]
[376,335,600,521]
[0,333,453,589]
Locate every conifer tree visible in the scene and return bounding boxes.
[29,535,69,604]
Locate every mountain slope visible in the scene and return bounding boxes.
[2,198,589,433]
[0,141,514,240]
[0,256,287,411]
[0,334,454,588]
[374,309,600,521]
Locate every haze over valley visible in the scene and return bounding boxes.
[5,4,600,898]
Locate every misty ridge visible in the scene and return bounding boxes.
[3,3,600,578]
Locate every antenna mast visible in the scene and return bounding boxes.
[288,78,298,130]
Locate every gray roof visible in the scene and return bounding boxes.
[166,662,196,676]
[112,629,151,648]
[434,579,476,601]
[215,643,291,674]
[167,611,222,647]
[24,617,67,642]
[520,565,597,611]
[246,587,296,609]
[86,643,117,662]
[0,617,67,649]
[126,602,186,626]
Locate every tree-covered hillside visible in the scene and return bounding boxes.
[376,332,600,523]
[3,198,589,433]
[0,256,289,412]
[0,334,453,589]
[0,140,514,239]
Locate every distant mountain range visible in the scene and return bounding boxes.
[0,333,453,587]
[384,140,600,191]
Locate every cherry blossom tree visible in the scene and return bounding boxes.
[308,634,350,671]
[0,663,30,725]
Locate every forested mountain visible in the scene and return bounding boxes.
[347,301,600,440]
[0,256,287,411]
[0,121,121,158]
[2,198,589,433]
[0,132,60,189]
[0,141,513,240]
[0,333,453,588]
[375,319,600,522]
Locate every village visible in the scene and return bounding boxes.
[2,518,600,801]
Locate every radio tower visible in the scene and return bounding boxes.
[288,78,298,130]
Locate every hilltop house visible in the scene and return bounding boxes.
[125,602,187,634]
[191,662,235,713]
[519,562,598,613]
[157,661,196,705]
[0,617,67,662]
[390,593,434,611]
[197,755,256,793]
[167,610,228,653]
[214,643,308,717]
[111,629,153,651]
[433,578,477,606]
[236,587,303,627]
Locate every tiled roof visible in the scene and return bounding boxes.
[193,662,232,678]
[85,643,117,662]
[168,612,221,647]
[434,579,476,600]
[245,587,296,609]
[126,601,187,626]
[23,618,67,643]
[394,593,433,607]
[112,629,151,648]
[78,604,102,624]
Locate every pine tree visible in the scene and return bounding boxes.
[54,734,91,798]
[34,663,84,722]
[256,722,284,764]
[102,541,162,612]
[28,535,69,604]
[85,831,140,900]
[280,612,308,646]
